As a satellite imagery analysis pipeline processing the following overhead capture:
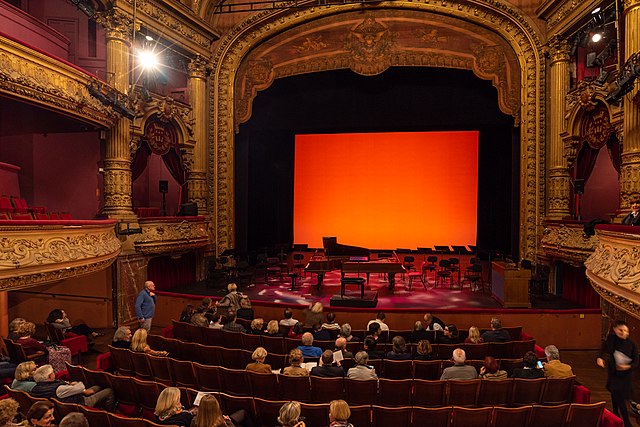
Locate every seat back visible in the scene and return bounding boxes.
[108,346,135,376]
[413,360,441,380]
[310,376,344,403]
[411,406,451,427]
[447,379,480,406]
[372,405,411,427]
[345,378,378,405]
[382,359,413,379]
[300,402,330,427]
[492,406,532,427]
[170,358,198,388]
[511,378,545,405]
[130,351,153,379]
[529,404,570,427]
[477,379,514,406]
[219,367,250,396]
[541,376,576,405]
[248,371,281,400]
[451,406,493,427]
[279,374,311,402]
[147,354,173,385]
[192,363,222,392]
[378,379,413,406]
[254,397,289,427]
[566,402,605,427]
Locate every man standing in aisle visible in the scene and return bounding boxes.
[136,280,156,331]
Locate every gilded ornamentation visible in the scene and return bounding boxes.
[414,28,448,47]
[547,36,570,64]
[472,44,505,75]
[209,0,544,256]
[541,221,598,266]
[344,17,395,76]
[566,81,600,113]
[581,107,613,150]
[292,36,328,53]
[188,55,211,79]
[235,59,275,130]
[134,218,209,254]
[96,9,134,42]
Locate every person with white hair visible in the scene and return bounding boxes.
[297,332,322,358]
[440,348,478,380]
[543,345,574,379]
[347,352,377,380]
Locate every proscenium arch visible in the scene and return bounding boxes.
[208,0,545,258]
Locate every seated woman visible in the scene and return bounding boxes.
[131,328,168,356]
[15,322,47,362]
[264,320,282,337]
[288,322,304,340]
[479,356,508,380]
[0,397,19,427]
[46,309,100,340]
[111,326,132,349]
[245,347,272,374]
[464,326,484,344]
[278,401,306,427]
[329,399,353,427]
[410,321,430,343]
[414,339,434,361]
[24,401,55,427]
[192,394,252,427]
[7,318,25,342]
[236,296,254,321]
[249,318,265,335]
[439,324,460,344]
[191,313,209,328]
[511,351,544,379]
[179,305,195,323]
[155,387,194,426]
[339,323,359,342]
[386,336,412,360]
[283,349,309,376]
[11,361,37,392]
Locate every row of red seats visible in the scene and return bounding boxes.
[0,211,73,220]
[0,195,46,214]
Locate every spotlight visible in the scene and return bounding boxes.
[138,50,159,70]
[591,32,603,43]
[145,35,154,41]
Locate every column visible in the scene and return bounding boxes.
[547,36,571,219]
[187,55,210,214]
[99,9,136,218]
[620,0,640,210]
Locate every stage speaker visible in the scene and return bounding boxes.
[159,180,169,193]
[179,202,198,216]
[574,179,585,195]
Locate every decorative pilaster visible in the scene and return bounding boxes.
[547,36,571,218]
[620,0,640,210]
[98,9,136,219]
[187,55,210,214]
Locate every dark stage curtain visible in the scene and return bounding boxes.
[162,148,187,204]
[562,264,600,308]
[147,252,196,291]
[607,135,621,173]
[131,141,152,182]
[574,141,599,184]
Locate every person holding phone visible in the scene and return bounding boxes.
[511,351,544,379]
[597,320,638,427]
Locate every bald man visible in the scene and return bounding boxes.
[135,280,156,331]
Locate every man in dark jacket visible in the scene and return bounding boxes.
[310,350,344,377]
[481,318,511,342]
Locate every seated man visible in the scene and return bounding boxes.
[111,326,132,349]
[297,332,322,358]
[312,323,331,341]
[321,312,340,330]
[424,313,445,331]
[543,345,574,379]
[279,308,298,327]
[367,312,389,332]
[30,365,115,410]
[440,348,478,380]
[480,318,511,342]
[363,335,385,360]
[222,310,246,333]
[310,350,344,378]
[334,337,353,359]
[368,322,382,341]
[347,351,378,380]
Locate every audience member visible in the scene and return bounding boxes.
[216,283,243,313]
[209,313,224,329]
[191,313,209,328]
[196,298,214,320]
[11,361,37,392]
[277,401,306,427]
[414,340,434,361]
[31,364,115,410]
[386,336,411,360]
[24,401,55,427]
[0,398,19,426]
[465,326,484,344]
[312,323,330,341]
[511,351,544,379]
[310,350,344,378]
[298,333,322,358]
[303,302,323,327]
[334,337,352,359]
[246,347,272,374]
[321,312,340,331]
[440,348,478,380]
[249,318,265,335]
[46,309,100,340]
[16,322,47,361]
[59,413,89,427]
[237,296,254,321]
[111,326,132,349]
[481,318,511,342]
[192,394,253,427]
[283,349,309,376]
[135,281,157,331]
[367,312,389,332]
[367,322,382,341]
[410,320,429,343]
[222,310,246,333]
[7,318,26,342]
[329,400,353,427]
[622,200,640,226]
[265,320,282,337]
[439,324,459,344]
[288,322,304,339]
[543,345,574,379]
[347,352,377,380]
[479,356,508,379]
[154,387,194,426]
[423,313,444,331]
[179,305,193,323]
[279,308,298,327]
[340,323,359,342]
[131,328,169,356]
[363,335,385,360]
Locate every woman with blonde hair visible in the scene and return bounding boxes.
[154,387,193,426]
[283,349,308,376]
[278,401,306,427]
[249,318,264,335]
[191,394,253,427]
[265,320,282,337]
[464,326,484,344]
[0,398,19,426]
[246,347,272,373]
[11,361,37,392]
[329,400,353,427]
[131,328,168,356]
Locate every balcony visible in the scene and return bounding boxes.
[133,216,209,255]
[0,220,121,290]
[541,219,598,266]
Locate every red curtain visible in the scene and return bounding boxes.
[131,141,152,182]
[574,141,600,184]
[561,264,600,308]
[147,252,196,291]
[607,135,621,173]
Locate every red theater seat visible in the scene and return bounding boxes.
[0,196,13,213]
[9,213,32,220]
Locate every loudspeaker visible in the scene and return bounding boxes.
[179,202,198,216]
[574,179,585,195]
[159,180,169,193]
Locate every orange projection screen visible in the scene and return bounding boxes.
[294,131,479,249]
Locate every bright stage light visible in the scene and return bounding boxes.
[138,49,159,70]
[591,32,602,43]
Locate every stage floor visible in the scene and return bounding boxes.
[167,270,583,311]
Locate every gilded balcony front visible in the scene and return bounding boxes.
[133,216,209,255]
[0,220,121,291]
[541,220,599,266]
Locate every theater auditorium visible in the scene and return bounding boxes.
[1,0,639,425]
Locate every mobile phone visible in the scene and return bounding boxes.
[536,360,543,369]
